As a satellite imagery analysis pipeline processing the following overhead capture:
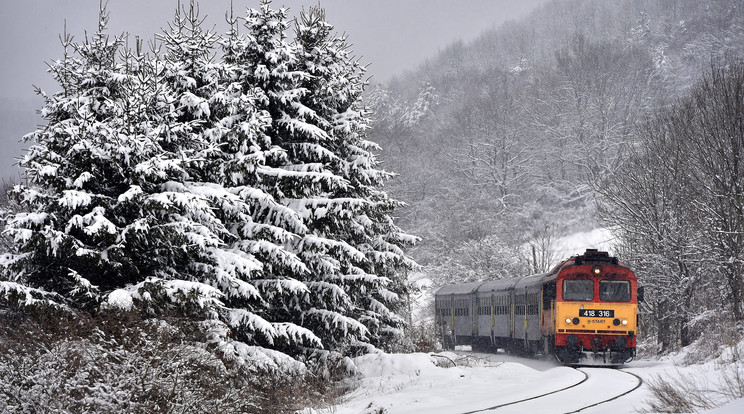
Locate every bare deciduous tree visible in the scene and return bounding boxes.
[596,57,744,351]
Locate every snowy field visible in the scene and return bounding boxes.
[301,348,744,414]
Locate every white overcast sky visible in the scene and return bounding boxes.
[0,0,547,177]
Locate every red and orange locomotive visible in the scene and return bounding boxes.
[434,249,642,365]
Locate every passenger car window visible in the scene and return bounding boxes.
[563,279,594,301]
[600,280,631,302]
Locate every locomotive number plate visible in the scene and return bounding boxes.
[579,309,614,318]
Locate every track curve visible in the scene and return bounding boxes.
[461,368,589,414]
[462,367,643,414]
[563,369,643,413]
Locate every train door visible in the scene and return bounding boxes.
[437,295,455,349]
[516,290,527,347]
[526,289,541,346]
[523,291,529,343]
[541,281,556,336]
[509,289,516,339]
[478,294,493,344]
[490,294,496,346]
[472,296,478,337]
[449,295,456,348]
[541,281,556,355]
[522,291,528,346]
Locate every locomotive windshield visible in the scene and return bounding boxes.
[599,280,631,302]
[563,279,593,301]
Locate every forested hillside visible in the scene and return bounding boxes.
[369,0,744,353]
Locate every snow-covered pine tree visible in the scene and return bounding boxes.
[293,6,419,351]
[220,1,370,355]
[0,3,317,372]
[226,0,419,353]
[155,0,323,361]
[0,4,237,321]
[0,9,149,311]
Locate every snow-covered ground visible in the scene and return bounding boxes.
[302,347,744,414]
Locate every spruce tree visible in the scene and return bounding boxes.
[218,1,421,355]
[293,6,419,350]
[0,4,318,371]
[1,11,146,310]
[220,0,366,354]
[142,1,323,364]
[0,6,236,320]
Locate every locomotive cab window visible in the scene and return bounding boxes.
[599,280,631,302]
[563,279,593,301]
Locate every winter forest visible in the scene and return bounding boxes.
[2,0,744,412]
[372,0,744,357]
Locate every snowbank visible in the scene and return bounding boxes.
[105,289,133,311]
[705,398,744,413]
[354,352,442,378]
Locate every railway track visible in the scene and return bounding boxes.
[461,366,643,414]
[563,369,644,414]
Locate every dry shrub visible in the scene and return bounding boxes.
[643,339,744,413]
[0,309,351,413]
[680,317,743,365]
[410,320,438,352]
[643,372,719,413]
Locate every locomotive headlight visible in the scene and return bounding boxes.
[565,318,572,324]
[622,319,628,325]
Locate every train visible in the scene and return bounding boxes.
[434,249,643,365]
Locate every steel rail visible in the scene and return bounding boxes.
[461,367,589,414]
[562,368,643,413]
[459,367,643,414]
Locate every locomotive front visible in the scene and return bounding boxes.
[553,250,640,365]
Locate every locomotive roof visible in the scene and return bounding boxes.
[558,248,625,268]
